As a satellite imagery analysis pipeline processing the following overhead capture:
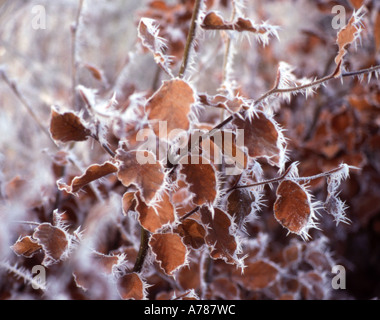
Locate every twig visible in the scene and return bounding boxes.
[71,0,84,110]
[0,70,56,145]
[209,64,380,133]
[133,226,151,273]
[180,206,200,221]
[178,0,203,78]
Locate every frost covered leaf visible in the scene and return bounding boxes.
[200,206,238,264]
[33,223,69,265]
[135,191,175,233]
[116,147,165,205]
[149,233,188,276]
[273,180,315,240]
[138,18,173,76]
[227,188,255,226]
[50,106,91,143]
[145,79,195,140]
[57,161,117,194]
[11,236,42,258]
[233,111,286,169]
[201,12,278,44]
[334,8,364,77]
[176,218,206,250]
[92,252,122,274]
[234,260,278,290]
[122,191,137,215]
[117,272,146,300]
[199,94,246,114]
[179,155,217,206]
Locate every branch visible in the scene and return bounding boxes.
[209,64,380,133]
[0,70,56,145]
[71,0,84,110]
[133,227,151,273]
[178,0,203,78]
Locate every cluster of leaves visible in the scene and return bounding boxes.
[1,0,380,300]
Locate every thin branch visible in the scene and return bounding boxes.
[178,0,202,78]
[71,0,84,110]
[228,164,358,193]
[180,206,200,221]
[209,64,380,133]
[0,70,56,145]
[133,226,151,273]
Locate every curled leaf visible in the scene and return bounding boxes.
[57,161,117,195]
[11,236,42,258]
[33,223,69,265]
[50,106,91,143]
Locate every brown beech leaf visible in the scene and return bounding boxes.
[273,180,312,238]
[233,111,283,167]
[227,188,255,226]
[149,233,188,276]
[200,206,237,264]
[145,79,195,139]
[179,155,217,206]
[334,10,363,77]
[117,272,146,300]
[209,130,248,173]
[176,218,206,249]
[138,18,173,76]
[33,223,69,265]
[135,191,175,233]
[116,147,165,205]
[234,260,279,290]
[57,161,117,194]
[122,191,137,215]
[50,106,91,143]
[92,252,120,274]
[11,236,42,258]
[199,93,246,114]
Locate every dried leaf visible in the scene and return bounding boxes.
[11,236,42,258]
[273,180,313,239]
[122,191,137,215]
[135,191,175,233]
[334,9,364,77]
[176,218,206,249]
[200,206,237,263]
[179,155,217,206]
[117,272,146,300]
[233,111,284,168]
[149,233,188,276]
[50,106,91,143]
[116,147,165,205]
[138,18,173,76]
[235,260,278,290]
[33,223,69,265]
[57,161,117,194]
[145,79,195,139]
[227,188,255,226]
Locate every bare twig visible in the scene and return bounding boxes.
[71,0,85,110]
[0,70,55,144]
[178,0,203,78]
